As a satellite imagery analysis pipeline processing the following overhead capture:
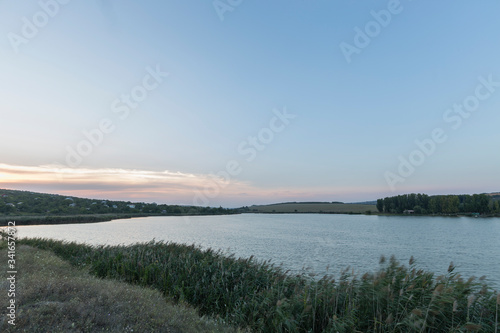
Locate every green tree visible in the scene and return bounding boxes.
[429,196,439,214]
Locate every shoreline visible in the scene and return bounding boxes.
[0,212,241,227]
[3,210,499,227]
[245,211,500,218]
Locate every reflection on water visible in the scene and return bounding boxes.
[17,214,500,287]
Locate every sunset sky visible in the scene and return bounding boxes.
[1,1,499,207]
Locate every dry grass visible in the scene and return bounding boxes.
[0,244,242,333]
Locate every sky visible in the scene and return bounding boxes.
[0,0,499,207]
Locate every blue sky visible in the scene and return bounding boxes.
[0,0,499,207]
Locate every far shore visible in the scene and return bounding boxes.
[0,211,237,227]
[2,210,499,227]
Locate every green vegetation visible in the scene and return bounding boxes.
[0,243,243,332]
[13,235,499,332]
[377,193,500,216]
[245,202,378,214]
[0,189,238,226]
[0,214,141,226]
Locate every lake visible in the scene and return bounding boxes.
[16,213,500,287]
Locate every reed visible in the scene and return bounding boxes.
[13,235,499,332]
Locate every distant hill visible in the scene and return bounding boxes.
[486,192,500,201]
[244,202,377,214]
[0,188,236,224]
[265,201,344,206]
[350,200,377,205]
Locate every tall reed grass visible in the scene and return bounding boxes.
[15,235,499,332]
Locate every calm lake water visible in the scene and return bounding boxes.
[16,214,500,287]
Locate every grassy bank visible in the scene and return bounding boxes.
[247,202,378,214]
[0,211,242,227]
[0,214,143,226]
[12,235,499,332]
[0,242,244,332]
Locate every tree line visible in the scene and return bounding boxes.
[377,193,500,215]
[0,189,237,217]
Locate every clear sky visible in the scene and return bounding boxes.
[1,0,499,207]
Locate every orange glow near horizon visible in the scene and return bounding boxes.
[0,163,384,206]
